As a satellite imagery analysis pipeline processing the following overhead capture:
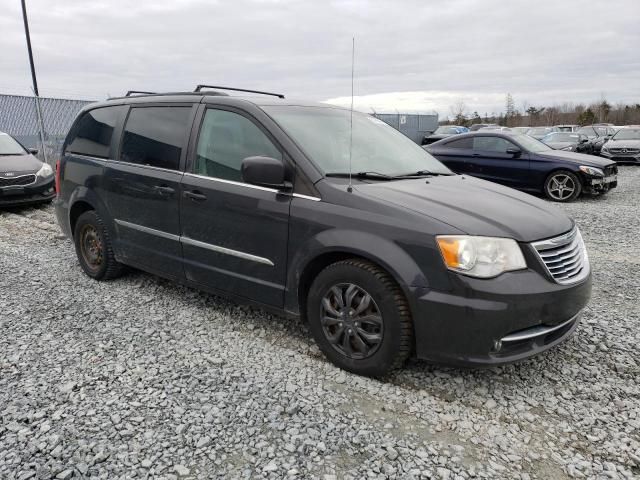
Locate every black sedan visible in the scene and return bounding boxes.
[576,125,616,155]
[425,131,617,202]
[541,132,592,154]
[0,132,55,207]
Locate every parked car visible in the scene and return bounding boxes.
[56,87,592,376]
[576,125,616,155]
[469,123,498,131]
[600,127,640,163]
[480,126,512,132]
[421,125,469,145]
[541,132,592,154]
[527,127,557,140]
[425,131,617,202]
[554,125,580,132]
[512,127,531,134]
[0,131,55,207]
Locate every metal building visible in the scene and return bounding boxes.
[371,111,439,144]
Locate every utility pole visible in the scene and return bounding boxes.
[21,0,48,164]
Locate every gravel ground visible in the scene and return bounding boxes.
[1,167,638,480]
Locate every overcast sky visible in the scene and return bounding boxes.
[1,0,638,118]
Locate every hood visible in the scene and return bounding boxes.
[605,139,640,149]
[0,154,43,174]
[355,175,573,242]
[537,149,614,167]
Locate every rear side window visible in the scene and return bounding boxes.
[119,106,191,170]
[194,109,281,182]
[65,106,124,158]
[473,136,516,153]
[444,137,473,149]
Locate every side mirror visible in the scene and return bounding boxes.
[28,148,39,155]
[580,138,588,144]
[506,147,521,156]
[241,156,290,190]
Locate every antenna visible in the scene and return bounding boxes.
[348,37,355,193]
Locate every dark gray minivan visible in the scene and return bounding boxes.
[55,87,591,377]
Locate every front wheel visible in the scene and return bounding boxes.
[544,171,582,202]
[307,259,413,377]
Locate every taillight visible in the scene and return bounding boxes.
[55,159,61,195]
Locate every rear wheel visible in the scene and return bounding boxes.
[544,171,581,202]
[73,210,125,280]
[307,259,413,377]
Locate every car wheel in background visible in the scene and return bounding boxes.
[307,259,413,377]
[73,210,125,280]
[544,171,582,202]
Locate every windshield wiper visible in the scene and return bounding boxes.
[325,171,394,180]
[392,170,455,178]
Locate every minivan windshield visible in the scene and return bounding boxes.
[0,133,27,156]
[264,106,452,176]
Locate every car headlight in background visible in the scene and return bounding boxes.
[561,145,575,151]
[36,163,54,179]
[579,165,604,177]
[436,235,527,278]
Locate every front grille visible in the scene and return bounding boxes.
[609,148,639,155]
[0,174,36,188]
[532,228,589,284]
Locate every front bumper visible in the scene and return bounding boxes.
[583,174,617,194]
[410,267,591,366]
[0,178,55,207]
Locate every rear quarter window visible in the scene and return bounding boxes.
[65,106,125,158]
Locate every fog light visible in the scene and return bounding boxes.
[492,340,502,352]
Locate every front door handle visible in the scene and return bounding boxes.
[154,185,175,196]
[184,190,207,202]
[471,153,481,157]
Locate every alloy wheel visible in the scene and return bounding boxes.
[320,283,384,359]
[548,174,576,201]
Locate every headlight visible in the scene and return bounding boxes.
[436,235,527,278]
[36,163,53,178]
[561,145,575,151]
[579,165,604,177]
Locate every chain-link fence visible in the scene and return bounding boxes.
[0,94,94,165]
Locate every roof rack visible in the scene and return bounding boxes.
[194,84,285,99]
[125,90,156,96]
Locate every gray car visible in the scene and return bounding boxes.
[600,127,640,163]
[0,131,56,207]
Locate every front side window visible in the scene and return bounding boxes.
[194,109,281,182]
[473,136,516,153]
[119,106,191,170]
[66,106,124,158]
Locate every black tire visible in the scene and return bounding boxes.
[307,259,413,377]
[544,170,582,202]
[73,210,125,280]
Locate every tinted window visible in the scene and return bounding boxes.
[473,136,516,153]
[444,137,473,149]
[119,107,191,170]
[194,109,281,182]
[66,106,124,158]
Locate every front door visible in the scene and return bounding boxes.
[105,104,195,278]
[180,107,291,307]
[468,136,530,189]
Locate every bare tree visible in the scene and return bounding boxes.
[449,99,467,125]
